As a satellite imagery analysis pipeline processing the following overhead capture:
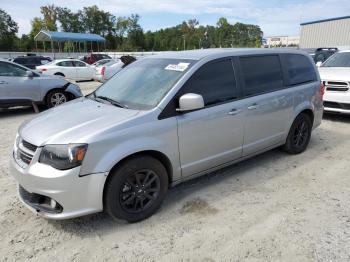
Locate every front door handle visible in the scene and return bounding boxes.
[247,103,258,110]
[228,109,241,116]
[0,81,8,84]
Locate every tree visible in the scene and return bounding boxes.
[40,4,57,31]
[56,7,83,32]
[81,5,114,36]
[0,8,18,51]
[126,14,144,50]
[29,17,44,38]
[114,16,129,48]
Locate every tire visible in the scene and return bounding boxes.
[46,90,68,108]
[104,156,169,223]
[283,113,312,154]
[54,72,65,77]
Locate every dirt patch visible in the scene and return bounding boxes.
[179,197,218,215]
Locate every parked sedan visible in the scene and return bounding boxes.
[96,56,137,82]
[94,60,121,82]
[36,59,95,81]
[0,60,82,108]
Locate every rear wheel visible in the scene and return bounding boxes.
[283,113,312,154]
[54,72,65,77]
[104,156,168,222]
[46,90,68,108]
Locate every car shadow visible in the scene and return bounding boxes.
[323,112,350,123]
[48,123,341,236]
[0,106,35,117]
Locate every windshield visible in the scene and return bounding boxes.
[94,58,195,109]
[322,52,350,67]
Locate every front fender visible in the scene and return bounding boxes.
[65,83,83,98]
[80,136,181,182]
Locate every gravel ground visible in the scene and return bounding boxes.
[1,81,350,261]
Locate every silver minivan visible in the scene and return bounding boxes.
[11,49,323,222]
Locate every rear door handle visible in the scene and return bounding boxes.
[228,109,241,116]
[0,81,8,84]
[247,103,258,110]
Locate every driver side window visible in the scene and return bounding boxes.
[0,62,27,77]
[179,59,237,106]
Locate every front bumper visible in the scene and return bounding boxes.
[323,88,350,114]
[10,154,107,219]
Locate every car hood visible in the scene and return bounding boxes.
[318,67,350,82]
[19,98,140,146]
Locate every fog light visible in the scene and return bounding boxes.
[50,199,57,209]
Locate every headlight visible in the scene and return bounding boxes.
[39,144,88,170]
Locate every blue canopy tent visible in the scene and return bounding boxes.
[34,30,106,58]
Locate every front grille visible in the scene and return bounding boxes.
[22,140,38,152]
[324,101,350,110]
[324,81,349,92]
[19,149,33,164]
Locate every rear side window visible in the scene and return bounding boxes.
[180,59,237,106]
[240,55,283,96]
[0,62,27,77]
[285,54,317,85]
[73,61,87,67]
[57,61,74,67]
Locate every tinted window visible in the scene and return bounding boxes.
[180,59,237,106]
[73,61,86,67]
[285,54,317,85]
[0,62,27,77]
[240,55,283,96]
[57,61,74,67]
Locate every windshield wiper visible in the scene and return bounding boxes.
[93,94,128,109]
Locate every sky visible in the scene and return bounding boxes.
[2,0,350,37]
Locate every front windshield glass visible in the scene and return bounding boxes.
[322,52,350,67]
[94,58,195,109]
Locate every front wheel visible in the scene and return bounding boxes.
[283,113,312,154]
[104,156,168,222]
[46,90,68,108]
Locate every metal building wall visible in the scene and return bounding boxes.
[300,18,350,48]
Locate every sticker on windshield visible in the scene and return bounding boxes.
[165,62,190,72]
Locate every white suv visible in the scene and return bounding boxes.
[318,50,350,114]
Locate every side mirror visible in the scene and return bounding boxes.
[316,61,322,67]
[176,93,204,112]
[25,70,35,77]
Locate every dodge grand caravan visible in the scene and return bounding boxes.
[11,49,323,222]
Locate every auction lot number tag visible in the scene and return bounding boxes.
[165,62,190,72]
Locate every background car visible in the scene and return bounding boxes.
[36,59,95,81]
[94,60,121,82]
[91,58,114,67]
[314,47,338,65]
[13,55,52,69]
[0,60,82,108]
[318,50,350,114]
[81,53,112,64]
[97,56,137,82]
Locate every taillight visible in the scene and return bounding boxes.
[320,82,325,98]
[101,66,106,76]
[41,68,47,72]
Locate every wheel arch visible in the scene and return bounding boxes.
[102,150,174,209]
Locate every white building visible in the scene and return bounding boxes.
[265,36,300,47]
[300,16,350,49]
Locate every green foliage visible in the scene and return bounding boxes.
[0,8,18,51]
[3,5,263,52]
